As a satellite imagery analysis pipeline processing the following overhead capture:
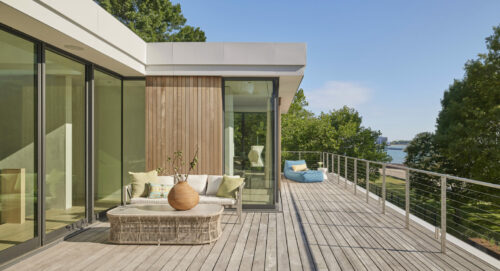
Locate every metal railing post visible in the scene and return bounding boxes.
[382,164,386,214]
[331,154,334,174]
[344,156,348,188]
[366,161,370,203]
[326,153,329,171]
[441,176,447,253]
[354,158,357,195]
[337,155,340,183]
[405,169,410,229]
[280,150,500,256]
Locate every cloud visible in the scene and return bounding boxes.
[305,81,373,113]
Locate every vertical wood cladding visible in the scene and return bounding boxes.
[145,76,222,175]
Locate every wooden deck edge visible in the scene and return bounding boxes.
[329,172,500,268]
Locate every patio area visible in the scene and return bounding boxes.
[5,175,498,271]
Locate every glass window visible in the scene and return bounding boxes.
[0,29,37,251]
[123,80,145,183]
[224,80,275,206]
[45,50,86,233]
[94,70,122,212]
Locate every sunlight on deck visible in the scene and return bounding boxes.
[5,175,498,271]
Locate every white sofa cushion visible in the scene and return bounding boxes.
[130,196,236,206]
[206,175,223,195]
[186,175,208,195]
[199,195,236,205]
[156,176,174,186]
[206,175,240,195]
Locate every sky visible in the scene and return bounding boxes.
[175,0,500,141]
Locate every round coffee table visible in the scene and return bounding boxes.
[107,204,223,245]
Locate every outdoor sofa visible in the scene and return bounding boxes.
[123,174,244,222]
[284,160,324,183]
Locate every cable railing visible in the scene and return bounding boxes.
[282,151,500,258]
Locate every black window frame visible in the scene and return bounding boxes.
[222,77,280,210]
[0,23,144,266]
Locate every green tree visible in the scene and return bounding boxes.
[435,25,500,184]
[405,132,440,171]
[404,132,441,200]
[281,89,316,152]
[317,107,389,161]
[95,0,206,42]
[281,89,389,162]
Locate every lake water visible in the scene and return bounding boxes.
[385,144,407,164]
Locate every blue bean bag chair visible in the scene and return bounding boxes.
[284,160,324,183]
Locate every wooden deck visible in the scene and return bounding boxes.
[5,175,498,271]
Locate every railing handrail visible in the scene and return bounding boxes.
[282,150,500,256]
[283,150,500,190]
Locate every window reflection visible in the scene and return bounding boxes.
[224,80,275,206]
[45,50,86,233]
[94,71,122,212]
[0,29,37,251]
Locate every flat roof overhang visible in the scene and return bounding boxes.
[146,42,305,113]
[0,0,306,112]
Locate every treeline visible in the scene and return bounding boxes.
[281,89,390,162]
[405,25,500,186]
[390,140,410,145]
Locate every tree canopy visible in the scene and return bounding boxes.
[96,0,206,42]
[404,132,441,171]
[434,25,500,184]
[281,89,390,162]
[404,25,500,184]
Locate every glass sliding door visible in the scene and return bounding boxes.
[123,80,145,185]
[45,50,86,233]
[0,29,38,252]
[94,70,122,212]
[224,80,276,206]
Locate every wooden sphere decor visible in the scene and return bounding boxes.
[168,181,199,211]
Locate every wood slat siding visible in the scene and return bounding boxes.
[145,76,222,175]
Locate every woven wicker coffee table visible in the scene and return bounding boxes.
[107,204,223,245]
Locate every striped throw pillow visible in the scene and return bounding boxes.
[148,183,172,199]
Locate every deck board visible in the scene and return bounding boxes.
[5,175,498,271]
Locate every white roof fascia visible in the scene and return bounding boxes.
[0,0,306,112]
[145,42,306,113]
[0,0,146,76]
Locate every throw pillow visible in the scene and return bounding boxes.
[206,175,240,195]
[129,170,158,198]
[292,164,308,172]
[216,175,244,198]
[186,175,208,195]
[148,183,172,199]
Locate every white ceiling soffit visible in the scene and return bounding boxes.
[0,0,306,112]
[0,0,146,76]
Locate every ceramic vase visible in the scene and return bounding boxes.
[168,181,199,211]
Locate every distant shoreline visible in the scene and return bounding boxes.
[385,145,407,164]
[386,147,405,150]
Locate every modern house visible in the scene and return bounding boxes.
[2,1,498,270]
[0,0,305,263]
